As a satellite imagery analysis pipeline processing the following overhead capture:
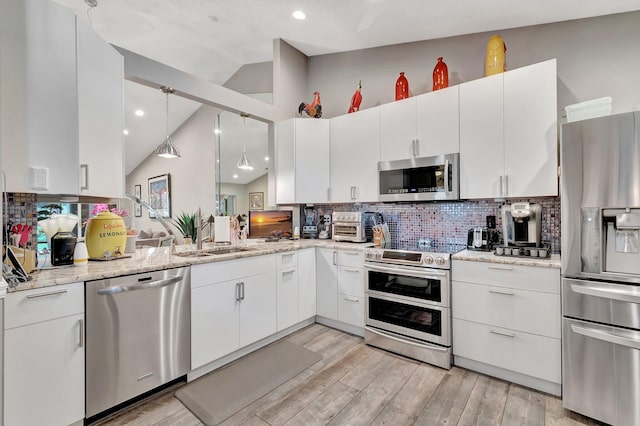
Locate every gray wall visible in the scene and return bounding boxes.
[273,39,309,120]
[306,11,640,119]
[126,104,219,234]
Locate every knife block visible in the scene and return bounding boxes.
[5,245,36,272]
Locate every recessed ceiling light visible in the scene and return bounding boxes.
[214,129,221,134]
[233,174,238,179]
[135,109,145,117]
[292,10,306,20]
[123,129,129,135]
[264,156,269,161]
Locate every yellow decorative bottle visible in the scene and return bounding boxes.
[85,211,127,258]
[485,34,507,76]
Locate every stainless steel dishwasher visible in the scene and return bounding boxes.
[85,267,190,418]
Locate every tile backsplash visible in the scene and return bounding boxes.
[307,197,561,254]
[2,192,39,248]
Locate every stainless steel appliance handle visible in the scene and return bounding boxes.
[444,159,450,194]
[487,266,513,271]
[570,283,640,304]
[333,251,337,265]
[365,263,447,279]
[78,319,84,348]
[571,324,640,350]
[490,329,516,338]
[489,289,515,296]
[97,276,182,295]
[343,296,360,302]
[26,289,68,299]
[80,163,89,190]
[365,327,449,352]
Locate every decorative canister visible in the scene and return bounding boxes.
[85,211,127,258]
[395,72,409,100]
[432,57,449,91]
[485,34,507,76]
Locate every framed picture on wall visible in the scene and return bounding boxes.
[148,174,172,218]
[134,185,142,217]
[249,192,264,210]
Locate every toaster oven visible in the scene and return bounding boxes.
[332,212,367,242]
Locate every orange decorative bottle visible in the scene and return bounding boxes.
[395,72,409,100]
[432,57,449,91]
[485,34,507,76]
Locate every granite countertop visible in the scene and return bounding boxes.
[452,249,561,269]
[9,239,372,292]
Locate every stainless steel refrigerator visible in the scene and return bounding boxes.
[561,111,640,426]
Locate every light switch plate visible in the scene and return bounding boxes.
[29,166,49,190]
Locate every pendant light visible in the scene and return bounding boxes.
[236,112,254,170]
[154,86,181,159]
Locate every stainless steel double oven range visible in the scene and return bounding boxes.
[363,243,463,369]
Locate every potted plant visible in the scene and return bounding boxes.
[172,211,204,244]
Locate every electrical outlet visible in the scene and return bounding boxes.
[29,166,49,190]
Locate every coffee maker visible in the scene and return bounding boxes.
[501,202,542,247]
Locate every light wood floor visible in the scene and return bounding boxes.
[94,324,603,426]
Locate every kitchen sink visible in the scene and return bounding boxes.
[176,252,214,258]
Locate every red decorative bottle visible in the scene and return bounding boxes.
[432,57,449,91]
[395,72,409,100]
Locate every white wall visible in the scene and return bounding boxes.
[125,104,219,233]
[306,11,640,119]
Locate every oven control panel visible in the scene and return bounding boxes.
[364,249,450,269]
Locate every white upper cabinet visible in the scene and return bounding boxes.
[276,118,330,204]
[460,59,558,199]
[380,86,459,162]
[77,18,125,198]
[504,59,558,198]
[330,107,381,203]
[459,73,505,199]
[0,0,124,197]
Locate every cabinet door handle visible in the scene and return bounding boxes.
[327,188,331,202]
[350,186,356,200]
[343,268,359,273]
[411,140,416,157]
[282,253,295,258]
[78,319,84,348]
[26,289,68,299]
[499,175,504,197]
[489,289,515,296]
[504,175,509,196]
[415,139,420,157]
[344,296,360,303]
[240,282,245,300]
[235,282,241,301]
[80,163,89,190]
[490,329,516,338]
[282,269,296,276]
[487,266,513,271]
[333,251,337,265]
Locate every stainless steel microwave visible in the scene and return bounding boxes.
[378,153,460,202]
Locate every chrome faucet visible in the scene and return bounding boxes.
[195,205,203,250]
[125,193,183,254]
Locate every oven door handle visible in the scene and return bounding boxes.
[365,263,447,279]
[571,324,640,350]
[365,327,449,353]
[444,159,450,194]
[570,283,640,304]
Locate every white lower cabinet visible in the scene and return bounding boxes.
[4,282,85,426]
[297,248,317,321]
[451,259,561,395]
[276,252,299,332]
[315,248,365,332]
[191,255,276,369]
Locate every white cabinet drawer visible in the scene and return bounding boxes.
[276,251,298,270]
[452,260,559,294]
[191,254,275,288]
[338,250,363,268]
[453,318,561,384]
[338,294,365,327]
[452,281,560,338]
[5,282,84,329]
[276,268,299,331]
[337,266,365,297]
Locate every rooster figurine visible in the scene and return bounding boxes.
[298,91,322,118]
[348,80,362,113]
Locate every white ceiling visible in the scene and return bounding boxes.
[53,0,640,176]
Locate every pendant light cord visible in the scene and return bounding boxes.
[166,91,170,138]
